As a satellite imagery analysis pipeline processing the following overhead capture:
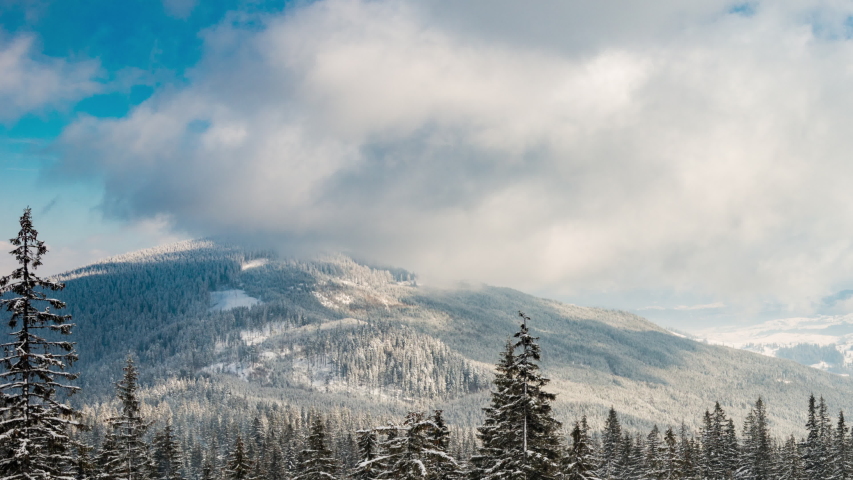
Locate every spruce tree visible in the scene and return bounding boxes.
[645,425,665,480]
[225,435,254,480]
[677,423,698,480]
[294,415,338,480]
[598,408,621,480]
[470,312,563,480]
[0,207,82,479]
[739,397,771,480]
[153,423,184,480]
[100,356,153,480]
[564,417,599,480]
[662,427,678,480]
[374,411,461,480]
[776,435,803,480]
[804,394,825,479]
[351,428,380,480]
[831,411,851,480]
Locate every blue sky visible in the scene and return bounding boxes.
[5,0,853,330]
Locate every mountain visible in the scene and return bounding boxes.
[47,240,853,439]
[695,314,853,375]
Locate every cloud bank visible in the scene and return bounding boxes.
[52,0,853,309]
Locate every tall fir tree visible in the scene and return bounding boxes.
[677,422,698,480]
[804,394,826,479]
[776,435,803,480]
[0,207,82,479]
[564,416,599,480]
[662,427,678,480]
[645,425,665,480]
[374,411,461,480]
[294,415,338,480]
[225,435,254,480]
[153,423,184,480]
[831,411,851,480]
[470,312,563,480]
[598,408,621,480]
[351,428,380,480]
[738,397,771,480]
[99,356,153,480]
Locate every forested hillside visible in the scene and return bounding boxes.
[7,237,853,479]
[45,239,853,437]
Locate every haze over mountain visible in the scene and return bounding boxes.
[53,240,853,438]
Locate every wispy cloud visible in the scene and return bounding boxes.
[639,303,726,311]
[0,35,100,122]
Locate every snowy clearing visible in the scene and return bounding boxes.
[210,289,261,311]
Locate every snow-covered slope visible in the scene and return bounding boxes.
[50,240,853,436]
[694,314,853,374]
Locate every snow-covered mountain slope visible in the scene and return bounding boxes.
[48,240,853,436]
[694,314,853,374]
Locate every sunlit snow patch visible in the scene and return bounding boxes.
[241,258,269,270]
[210,289,260,311]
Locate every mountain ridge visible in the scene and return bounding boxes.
[44,239,853,437]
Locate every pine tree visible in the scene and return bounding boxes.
[470,312,563,480]
[72,444,96,480]
[804,394,825,479]
[100,356,153,480]
[662,427,678,480]
[426,410,461,480]
[645,425,665,480]
[0,207,82,479]
[564,417,599,480]
[677,423,698,480]
[351,428,380,480]
[598,408,621,480]
[738,397,771,480]
[153,423,184,480]
[776,435,803,480]
[225,435,254,480]
[373,411,461,480]
[294,415,337,480]
[831,411,851,480]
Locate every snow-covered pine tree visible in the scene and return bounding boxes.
[72,444,96,480]
[0,207,82,480]
[597,408,621,480]
[662,427,678,480]
[677,422,698,480]
[803,394,826,479]
[830,410,851,480]
[351,428,380,480]
[426,410,462,480]
[564,416,599,480]
[153,423,184,480]
[99,356,153,480]
[225,435,254,480]
[738,397,771,480]
[373,411,460,480]
[470,312,563,480]
[775,435,803,480]
[294,415,338,480]
[645,425,665,480]
[627,434,646,480]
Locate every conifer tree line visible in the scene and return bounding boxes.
[5,209,853,480]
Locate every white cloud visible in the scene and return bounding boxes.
[51,0,853,312]
[0,35,100,122]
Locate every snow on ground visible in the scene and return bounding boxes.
[210,289,261,311]
[692,313,853,370]
[241,258,269,270]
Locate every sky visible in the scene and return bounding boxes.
[4,0,853,330]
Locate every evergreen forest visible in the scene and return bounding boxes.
[5,210,853,480]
